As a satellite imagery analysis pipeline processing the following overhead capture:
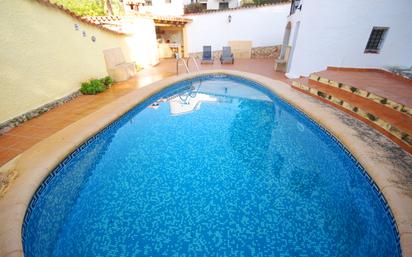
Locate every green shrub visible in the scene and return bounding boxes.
[241,3,257,7]
[51,0,105,16]
[81,76,114,95]
[100,76,114,87]
[184,3,206,14]
[252,0,287,5]
[135,64,143,72]
[50,0,125,16]
[80,79,106,95]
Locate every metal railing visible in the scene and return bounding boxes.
[176,57,189,75]
[176,56,200,75]
[186,56,200,72]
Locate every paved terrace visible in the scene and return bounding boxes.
[0,58,287,166]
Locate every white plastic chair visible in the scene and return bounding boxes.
[103,47,136,82]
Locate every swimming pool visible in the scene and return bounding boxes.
[23,75,400,256]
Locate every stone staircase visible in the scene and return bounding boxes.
[291,68,412,152]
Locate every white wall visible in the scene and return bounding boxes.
[140,0,184,16]
[182,0,240,10]
[185,4,290,53]
[207,0,240,10]
[286,0,412,78]
[124,17,159,67]
[182,0,192,5]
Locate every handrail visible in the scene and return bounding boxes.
[176,57,189,75]
[186,56,200,72]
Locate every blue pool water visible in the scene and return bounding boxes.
[23,75,400,257]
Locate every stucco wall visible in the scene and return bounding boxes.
[185,4,290,53]
[140,0,184,16]
[0,0,157,124]
[286,0,412,78]
[124,18,159,67]
[206,0,240,10]
[182,0,240,10]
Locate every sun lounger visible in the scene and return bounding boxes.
[220,46,234,64]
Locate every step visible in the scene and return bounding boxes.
[292,78,412,148]
[309,72,412,117]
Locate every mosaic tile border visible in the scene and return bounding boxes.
[22,74,402,256]
[292,79,412,147]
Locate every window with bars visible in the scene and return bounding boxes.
[365,27,388,53]
[219,2,229,9]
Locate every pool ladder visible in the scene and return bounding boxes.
[176,56,200,75]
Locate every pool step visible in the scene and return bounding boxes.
[309,70,412,118]
[291,78,412,151]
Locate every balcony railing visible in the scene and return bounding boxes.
[289,0,301,15]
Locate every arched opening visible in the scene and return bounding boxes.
[274,22,292,72]
[280,22,292,59]
[287,21,300,74]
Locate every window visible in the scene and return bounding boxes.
[145,0,152,6]
[165,0,171,3]
[365,27,388,53]
[219,2,229,9]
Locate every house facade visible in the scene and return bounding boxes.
[183,0,241,10]
[281,0,412,78]
[126,0,184,16]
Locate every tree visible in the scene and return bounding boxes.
[184,3,206,14]
[104,0,114,16]
[50,0,124,16]
[252,0,287,5]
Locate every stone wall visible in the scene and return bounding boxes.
[251,45,281,59]
[0,91,81,135]
[190,45,281,59]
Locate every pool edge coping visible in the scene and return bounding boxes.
[0,70,411,257]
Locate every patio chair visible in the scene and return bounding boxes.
[201,46,214,64]
[220,46,234,64]
[103,47,136,82]
[274,46,291,72]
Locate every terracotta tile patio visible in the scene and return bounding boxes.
[292,68,412,153]
[295,77,412,135]
[0,58,287,166]
[314,68,412,107]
